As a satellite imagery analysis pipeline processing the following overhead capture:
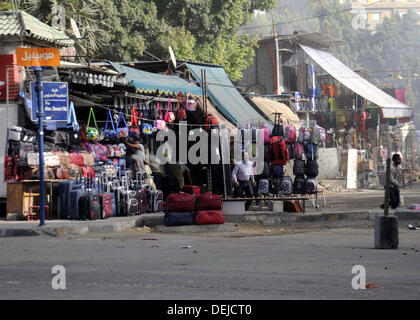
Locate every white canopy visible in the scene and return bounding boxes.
[300,44,412,118]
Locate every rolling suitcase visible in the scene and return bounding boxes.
[98,178,113,219]
[152,190,164,213]
[195,210,224,225]
[137,191,149,214]
[78,174,101,220]
[127,190,139,216]
[69,186,85,220]
[196,192,223,211]
[164,211,195,226]
[165,192,196,212]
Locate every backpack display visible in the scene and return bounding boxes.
[284,125,296,144]
[269,136,289,165]
[305,159,319,178]
[281,176,293,195]
[271,123,284,137]
[306,178,318,194]
[305,143,318,160]
[272,164,284,178]
[293,143,305,159]
[257,179,269,196]
[293,159,306,176]
[261,126,271,144]
[312,124,326,145]
[297,126,311,143]
[204,114,218,130]
[293,175,306,194]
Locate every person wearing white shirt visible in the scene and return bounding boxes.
[232,152,256,210]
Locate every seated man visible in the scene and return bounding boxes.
[232,152,256,210]
[125,137,147,177]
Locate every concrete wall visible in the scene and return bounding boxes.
[317,147,340,180]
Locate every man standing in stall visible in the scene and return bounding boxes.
[232,152,256,210]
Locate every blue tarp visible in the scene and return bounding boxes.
[185,63,265,126]
[109,62,202,96]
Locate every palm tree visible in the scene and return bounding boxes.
[19,0,105,61]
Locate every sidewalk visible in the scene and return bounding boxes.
[1,208,419,237]
[1,187,419,237]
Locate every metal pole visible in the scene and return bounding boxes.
[275,38,280,95]
[35,69,46,226]
[384,157,391,217]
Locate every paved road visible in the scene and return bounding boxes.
[0,226,419,300]
[295,186,420,213]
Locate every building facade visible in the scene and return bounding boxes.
[340,0,420,30]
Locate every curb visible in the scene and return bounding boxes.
[1,210,419,237]
[0,214,164,238]
[152,223,237,234]
[224,210,420,228]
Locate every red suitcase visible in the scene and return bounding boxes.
[99,193,113,219]
[195,210,224,225]
[166,192,196,212]
[182,185,201,197]
[196,192,223,210]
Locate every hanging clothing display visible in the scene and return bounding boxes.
[394,88,406,104]
[328,97,338,111]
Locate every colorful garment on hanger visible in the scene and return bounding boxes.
[394,88,406,104]
[328,97,338,111]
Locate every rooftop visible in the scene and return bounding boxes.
[0,11,74,47]
[259,32,346,49]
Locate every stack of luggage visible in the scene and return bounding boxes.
[58,170,164,220]
[164,192,224,226]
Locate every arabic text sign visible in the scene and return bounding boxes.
[16,48,60,67]
[31,82,68,122]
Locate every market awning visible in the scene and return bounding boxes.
[109,62,202,96]
[185,63,266,126]
[300,44,412,118]
[249,96,301,128]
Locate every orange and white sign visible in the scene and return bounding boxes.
[16,48,60,67]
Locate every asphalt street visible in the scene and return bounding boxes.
[0,226,419,300]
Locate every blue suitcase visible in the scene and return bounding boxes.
[164,211,195,226]
[68,188,85,219]
[59,179,83,219]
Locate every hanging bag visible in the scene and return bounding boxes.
[103,109,118,143]
[116,109,129,139]
[86,107,100,141]
[164,97,175,123]
[142,104,153,135]
[176,92,187,121]
[129,106,141,138]
[66,101,80,132]
[186,96,197,111]
[154,102,166,130]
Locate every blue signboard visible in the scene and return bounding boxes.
[30,81,68,122]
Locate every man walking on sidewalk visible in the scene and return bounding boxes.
[380,153,402,209]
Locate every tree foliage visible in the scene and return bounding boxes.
[243,0,420,108]
[17,0,276,81]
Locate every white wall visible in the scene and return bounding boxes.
[317,147,340,180]
[0,104,18,198]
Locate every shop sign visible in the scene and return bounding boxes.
[16,48,60,67]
